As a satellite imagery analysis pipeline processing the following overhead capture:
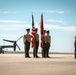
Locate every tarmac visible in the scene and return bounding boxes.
[0,53,76,75]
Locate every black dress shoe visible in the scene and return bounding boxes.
[47,56,50,58]
[25,56,31,58]
[28,56,31,58]
[33,56,39,58]
[36,56,39,58]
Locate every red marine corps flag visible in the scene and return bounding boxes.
[31,13,36,48]
[40,13,44,48]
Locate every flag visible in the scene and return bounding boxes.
[31,13,35,48]
[40,13,44,48]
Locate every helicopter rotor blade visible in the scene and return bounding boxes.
[3,39,14,43]
[14,45,16,51]
[16,36,23,42]
[16,44,21,50]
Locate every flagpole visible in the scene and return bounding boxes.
[40,13,44,48]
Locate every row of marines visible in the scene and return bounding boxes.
[23,28,51,58]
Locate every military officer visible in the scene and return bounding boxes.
[41,30,47,58]
[74,33,76,59]
[33,28,39,58]
[23,29,31,58]
[46,30,51,58]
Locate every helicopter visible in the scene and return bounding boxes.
[0,36,23,54]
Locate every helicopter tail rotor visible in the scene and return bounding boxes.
[3,36,23,51]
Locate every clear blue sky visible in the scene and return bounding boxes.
[0,0,76,53]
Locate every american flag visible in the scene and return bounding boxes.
[31,13,35,48]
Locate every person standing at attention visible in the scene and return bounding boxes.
[33,28,39,58]
[23,28,31,58]
[41,30,47,58]
[46,30,51,58]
